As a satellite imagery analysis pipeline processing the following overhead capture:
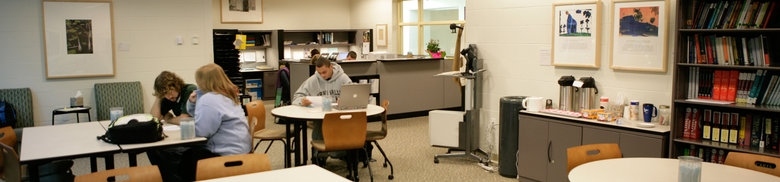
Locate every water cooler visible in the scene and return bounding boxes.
[499,96,525,177]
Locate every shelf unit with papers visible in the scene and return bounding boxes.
[671,0,780,162]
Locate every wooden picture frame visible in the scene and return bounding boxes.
[609,0,669,72]
[551,1,601,68]
[43,0,115,79]
[221,0,263,24]
[376,24,388,46]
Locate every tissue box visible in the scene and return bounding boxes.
[70,97,83,107]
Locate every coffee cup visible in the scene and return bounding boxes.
[522,97,544,112]
[643,103,658,123]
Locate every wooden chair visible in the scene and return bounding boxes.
[195,153,271,181]
[724,152,780,177]
[311,111,373,181]
[74,165,162,182]
[366,100,394,180]
[566,143,622,172]
[245,101,289,165]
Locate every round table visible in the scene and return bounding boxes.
[568,157,780,182]
[271,104,385,167]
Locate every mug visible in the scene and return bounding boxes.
[643,103,658,123]
[522,97,544,112]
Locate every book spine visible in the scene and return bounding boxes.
[712,111,722,142]
[684,107,693,139]
[702,109,712,140]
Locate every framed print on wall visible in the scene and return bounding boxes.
[551,1,601,68]
[43,0,115,79]
[609,0,669,72]
[376,24,388,46]
[221,0,263,23]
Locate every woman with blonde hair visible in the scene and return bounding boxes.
[173,63,251,181]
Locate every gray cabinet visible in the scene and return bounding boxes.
[517,112,669,182]
[517,115,581,182]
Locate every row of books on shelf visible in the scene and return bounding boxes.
[684,34,775,66]
[688,68,780,105]
[681,107,780,151]
[686,0,778,29]
[680,144,731,164]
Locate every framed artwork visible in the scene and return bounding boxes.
[609,0,669,72]
[221,0,263,23]
[376,24,388,46]
[43,0,115,79]
[551,1,601,68]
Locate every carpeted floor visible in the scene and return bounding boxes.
[67,102,517,181]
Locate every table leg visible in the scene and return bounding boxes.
[27,163,40,182]
[293,122,302,166]
[285,122,294,168]
[105,155,115,170]
[301,121,308,165]
[129,152,138,166]
[76,113,80,123]
[90,156,98,172]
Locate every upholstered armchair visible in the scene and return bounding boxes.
[94,82,144,121]
[0,88,33,128]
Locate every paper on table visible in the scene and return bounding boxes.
[242,51,256,62]
[163,125,181,131]
[305,96,323,107]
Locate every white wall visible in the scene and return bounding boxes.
[0,0,378,126]
[350,0,393,53]
[465,0,678,152]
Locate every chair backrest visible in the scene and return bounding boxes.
[195,153,271,180]
[724,152,780,177]
[275,67,291,107]
[245,100,266,134]
[94,82,144,121]
[0,143,21,182]
[74,165,162,182]
[0,88,33,128]
[379,100,390,135]
[322,111,367,151]
[566,143,622,172]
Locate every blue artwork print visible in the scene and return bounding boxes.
[618,6,659,37]
[558,8,593,37]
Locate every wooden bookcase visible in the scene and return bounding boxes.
[671,0,780,163]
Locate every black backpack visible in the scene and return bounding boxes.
[97,115,165,144]
[0,101,17,128]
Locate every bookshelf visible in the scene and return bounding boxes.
[279,29,373,60]
[672,0,780,163]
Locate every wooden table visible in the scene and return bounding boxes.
[270,104,384,167]
[21,121,119,182]
[199,165,350,182]
[568,157,780,182]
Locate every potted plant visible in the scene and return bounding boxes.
[426,39,444,58]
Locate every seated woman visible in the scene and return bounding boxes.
[178,63,252,181]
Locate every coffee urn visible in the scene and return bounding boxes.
[577,77,599,111]
[558,76,577,112]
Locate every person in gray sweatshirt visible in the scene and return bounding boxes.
[292,56,352,164]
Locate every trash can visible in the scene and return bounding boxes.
[499,96,525,177]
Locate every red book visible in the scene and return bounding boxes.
[727,70,739,101]
[691,108,701,140]
[684,108,693,139]
[713,70,723,100]
[706,36,714,64]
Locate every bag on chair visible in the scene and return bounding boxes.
[97,114,165,144]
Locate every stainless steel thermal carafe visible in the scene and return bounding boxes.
[577,77,599,111]
[558,76,577,112]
